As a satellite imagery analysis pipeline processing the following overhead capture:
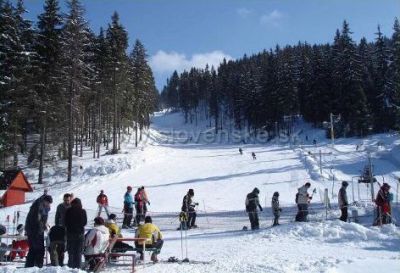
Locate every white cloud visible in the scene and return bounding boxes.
[237,8,252,18]
[150,50,233,74]
[260,10,284,27]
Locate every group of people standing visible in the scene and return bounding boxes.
[96,186,150,229]
[22,186,162,269]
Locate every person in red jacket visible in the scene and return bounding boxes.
[7,224,29,261]
[374,183,391,225]
[96,190,110,218]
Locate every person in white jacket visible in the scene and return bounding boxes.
[84,217,110,270]
[295,182,312,222]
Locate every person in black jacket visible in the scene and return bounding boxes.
[48,225,66,266]
[245,188,263,230]
[25,195,53,268]
[65,198,87,269]
[338,181,349,222]
[181,189,198,229]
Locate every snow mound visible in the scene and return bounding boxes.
[79,157,132,178]
[0,266,85,273]
[265,221,400,244]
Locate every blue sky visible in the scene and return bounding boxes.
[18,0,400,90]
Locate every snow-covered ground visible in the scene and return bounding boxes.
[1,111,399,272]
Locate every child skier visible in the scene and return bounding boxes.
[271,192,281,226]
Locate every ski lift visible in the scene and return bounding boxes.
[358,165,377,184]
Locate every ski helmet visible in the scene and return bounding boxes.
[342,181,349,187]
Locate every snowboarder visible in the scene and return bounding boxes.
[295,182,312,222]
[239,148,243,155]
[84,217,110,271]
[65,198,87,269]
[374,183,391,225]
[123,186,134,228]
[245,188,263,230]
[135,216,163,263]
[25,194,53,268]
[313,139,317,145]
[181,189,198,229]
[48,225,66,266]
[338,181,349,222]
[96,190,110,218]
[135,186,150,224]
[251,152,256,160]
[55,193,72,227]
[272,192,282,226]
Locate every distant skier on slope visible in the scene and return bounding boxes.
[181,189,198,229]
[96,190,110,218]
[123,186,135,228]
[295,182,312,222]
[338,181,349,222]
[271,192,282,226]
[239,148,243,155]
[374,183,391,225]
[245,188,263,230]
[135,186,150,224]
[251,152,256,160]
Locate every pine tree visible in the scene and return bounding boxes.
[106,11,128,153]
[61,0,90,181]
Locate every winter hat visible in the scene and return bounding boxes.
[273,192,279,196]
[188,189,194,196]
[305,182,311,187]
[94,217,105,226]
[108,214,117,220]
[144,216,152,223]
[100,190,104,193]
[382,183,391,190]
[42,195,53,204]
[16,224,24,233]
[253,187,260,194]
[127,186,132,191]
[342,181,349,187]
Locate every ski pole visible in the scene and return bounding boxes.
[180,221,184,260]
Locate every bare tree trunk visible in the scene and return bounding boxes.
[80,114,84,157]
[13,125,18,167]
[38,115,46,184]
[67,81,74,182]
[97,102,101,158]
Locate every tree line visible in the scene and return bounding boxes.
[0,0,159,182]
[161,20,400,139]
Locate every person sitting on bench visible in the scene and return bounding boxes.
[135,216,163,263]
[84,217,110,271]
[7,224,29,261]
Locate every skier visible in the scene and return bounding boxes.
[123,186,134,228]
[135,216,163,263]
[245,188,263,230]
[295,182,312,222]
[271,192,282,226]
[374,183,391,225]
[48,225,66,266]
[96,190,110,218]
[84,217,110,271]
[251,152,256,160]
[25,194,53,268]
[55,193,72,227]
[338,181,349,222]
[239,148,243,155]
[65,198,87,269]
[135,186,150,224]
[181,189,198,229]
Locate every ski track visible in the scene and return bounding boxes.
[0,111,399,273]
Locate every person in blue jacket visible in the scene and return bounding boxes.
[123,186,135,228]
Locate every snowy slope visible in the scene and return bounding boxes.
[0,111,399,273]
